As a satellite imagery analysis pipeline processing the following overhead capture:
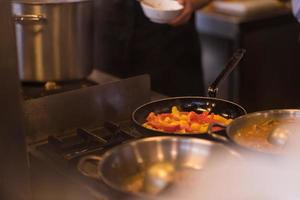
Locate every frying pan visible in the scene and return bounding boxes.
[132,49,247,138]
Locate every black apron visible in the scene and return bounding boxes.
[94,0,204,96]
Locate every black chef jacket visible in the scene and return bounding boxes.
[94,0,204,96]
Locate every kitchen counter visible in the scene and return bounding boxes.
[196,4,292,39]
[195,4,300,112]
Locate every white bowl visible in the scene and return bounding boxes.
[140,0,183,24]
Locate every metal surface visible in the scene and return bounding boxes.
[207,122,230,143]
[268,126,289,146]
[29,120,140,200]
[0,0,32,199]
[12,0,93,81]
[78,136,239,198]
[24,75,151,143]
[226,109,300,153]
[14,14,46,22]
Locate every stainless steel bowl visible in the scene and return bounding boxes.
[78,136,239,197]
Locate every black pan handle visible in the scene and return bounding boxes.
[208,49,246,98]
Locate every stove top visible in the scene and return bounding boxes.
[30,120,145,200]
[22,79,97,100]
[37,121,141,162]
[27,74,152,200]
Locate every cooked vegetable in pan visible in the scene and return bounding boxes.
[233,119,295,153]
[143,106,232,134]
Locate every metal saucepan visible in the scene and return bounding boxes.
[12,0,93,82]
[208,109,300,154]
[132,49,247,138]
[78,136,239,197]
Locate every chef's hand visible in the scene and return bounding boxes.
[168,0,212,26]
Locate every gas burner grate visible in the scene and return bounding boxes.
[47,121,138,161]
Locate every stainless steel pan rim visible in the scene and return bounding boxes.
[78,136,239,197]
[227,109,300,133]
[228,109,300,122]
[99,136,238,197]
[99,136,215,161]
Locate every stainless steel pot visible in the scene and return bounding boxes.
[209,109,300,154]
[78,136,239,197]
[12,0,93,82]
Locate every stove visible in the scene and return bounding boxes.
[21,70,119,100]
[26,73,163,200]
[22,79,97,100]
[30,121,144,200]
[40,121,140,162]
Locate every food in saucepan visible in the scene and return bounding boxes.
[143,106,232,134]
[233,119,295,153]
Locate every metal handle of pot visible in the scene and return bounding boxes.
[14,14,47,23]
[77,155,102,179]
[208,49,246,98]
[207,123,229,143]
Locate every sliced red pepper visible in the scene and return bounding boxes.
[187,111,199,123]
[147,112,157,121]
[161,124,181,132]
[144,107,231,133]
[211,126,223,132]
[147,120,180,132]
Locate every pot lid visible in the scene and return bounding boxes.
[12,0,91,4]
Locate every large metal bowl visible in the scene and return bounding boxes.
[78,136,239,197]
